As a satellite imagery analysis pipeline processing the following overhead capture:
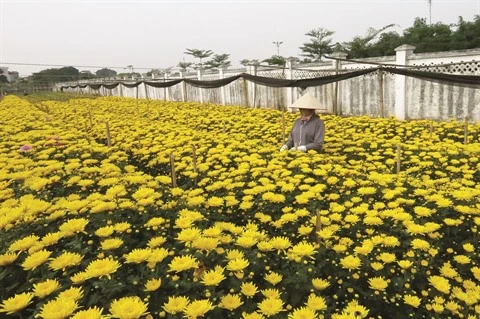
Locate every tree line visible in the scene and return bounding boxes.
[5,15,479,84]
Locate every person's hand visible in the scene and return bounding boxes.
[291,145,307,152]
[280,144,288,151]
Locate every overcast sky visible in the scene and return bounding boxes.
[1,0,479,76]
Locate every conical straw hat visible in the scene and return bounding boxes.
[288,92,323,110]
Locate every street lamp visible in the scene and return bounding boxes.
[272,41,283,56]
[126,65,134,79]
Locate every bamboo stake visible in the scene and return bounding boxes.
[191,145,197,174]
[170,153,177,188]
[137,134,142,148]
[378,69,385,118]
[464,116,469,145]
[315,211,322,245]
[396,144,401,174]
[242,78,250,107]
[88,110,93,128]
[281,110,286,143]
[105,121,112,147]
[429,119,433,140]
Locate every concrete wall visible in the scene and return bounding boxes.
[61,46,480,122]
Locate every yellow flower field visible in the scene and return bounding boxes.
[0,95,479,319]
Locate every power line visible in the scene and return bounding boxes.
[0,62,156,71]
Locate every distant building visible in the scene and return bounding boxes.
[0,67,20,82]
[8,71,19,82]
[0,66,9,82]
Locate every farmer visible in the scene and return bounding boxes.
[280,92,325,153]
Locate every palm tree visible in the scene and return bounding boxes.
[205,54,231,69]
[184,49,214,69]
[177,62,193,72]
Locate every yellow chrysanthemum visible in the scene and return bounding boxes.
[192,237,219,251]
[368,277,389,291]
[340,255,362,270]
[183,299,215,318]
[403,294,421,308]
[219,294,243,310]
[144,278,162,292]
[70,306,105,319]
[288,307,317,319]
[0,292,34,314]
[162,296,190,314]
[428,276,451,294]
[242,311,266,319]
[226,258,249,272]
[264,272,283,285]
[257,298,284,316]
[147,236,167,248]
[226,249,245,260]
[201,269,226,286]
[241,282,258,298]
[397,260,413,269]
[176,228,201,243]
[109,296,149,319]
[95,226,115,238]
[147,248,169,267]
[41,232,63,246]
[58,287,84,301]
[71,272,88,285]
[0,252,18,266]
[342,299,369,318]
[269,237,292,251]
[290,242,316,259]
[59,218,89,236]
[101,238,124,250]
[168,255,198,273]
[33,279,61,298]
[305,294,327,311]
[312,278,330,290]
[49,252,83,271]
[125,248,152,264]
[21,249,51,270]
[37,297,79,319]
[8,235,40,252]
[261,289,281,299]
[84,257,121,279]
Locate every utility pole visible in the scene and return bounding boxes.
[272,41,283,56]
[427,0,432,25]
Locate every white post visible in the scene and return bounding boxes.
[285,58,295,109]
[219,67,226,105]
[142,75,148,99]
[164,72,170,101]
[180,71,186,102]
[151,73,156,100]
[247,64,257,108]
[197,68,203,103]
[394,45,415,120]
[330,52,348,115]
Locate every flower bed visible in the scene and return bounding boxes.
[0,95,479,319]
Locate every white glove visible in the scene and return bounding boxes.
[291,145,307,152]
[280,144,288,151]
